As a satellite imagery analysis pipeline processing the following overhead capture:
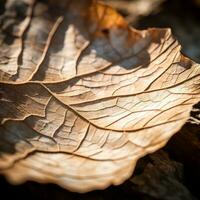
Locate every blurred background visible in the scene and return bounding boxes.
[0,0,200,199]
[106,0,200,63]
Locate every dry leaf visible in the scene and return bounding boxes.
[0,0,200,193]
[104,0,165,23]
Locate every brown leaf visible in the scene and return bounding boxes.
[0,0,200,193]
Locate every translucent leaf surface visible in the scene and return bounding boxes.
[0,0,200,192]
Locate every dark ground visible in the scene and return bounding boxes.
[0,0,200,199]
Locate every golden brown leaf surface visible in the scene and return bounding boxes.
[0,0,200,192]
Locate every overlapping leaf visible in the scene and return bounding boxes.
[0,0,200,192]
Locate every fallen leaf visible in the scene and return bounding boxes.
[0,0,200,193]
